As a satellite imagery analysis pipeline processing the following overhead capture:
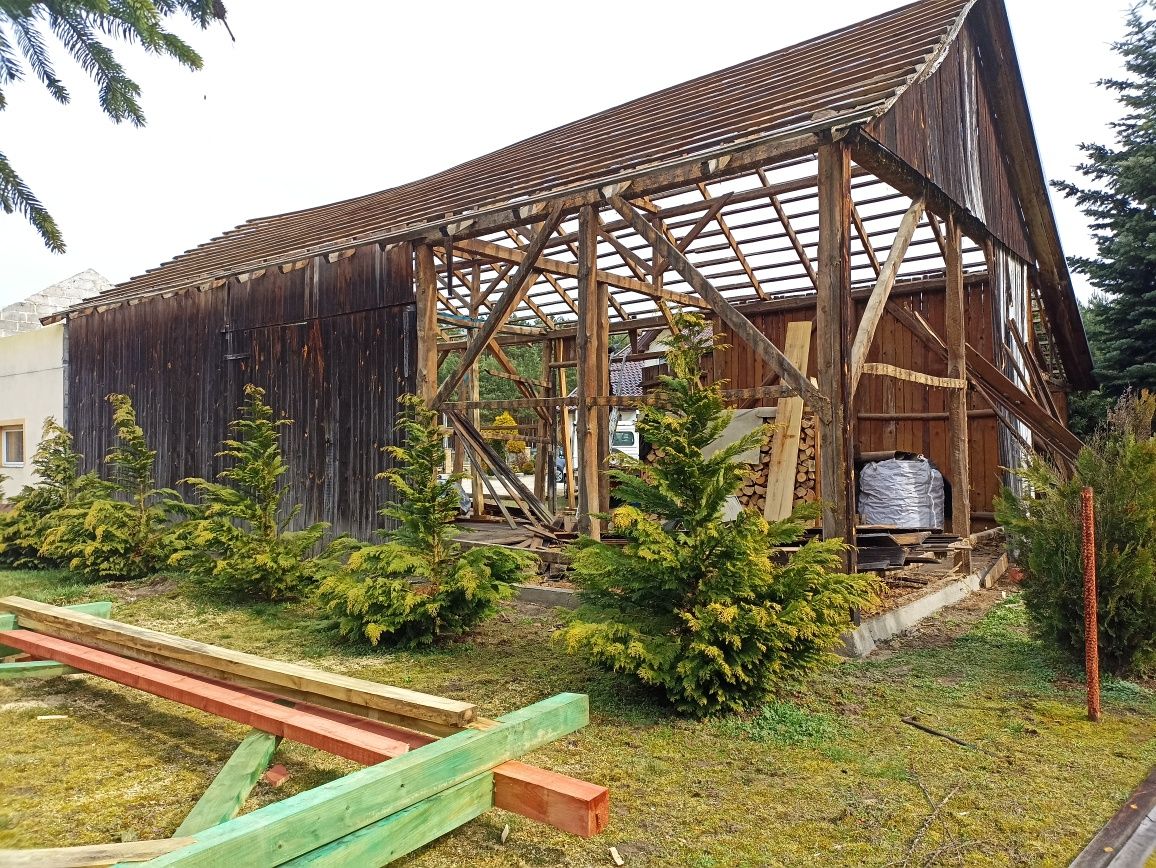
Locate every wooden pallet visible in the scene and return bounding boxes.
[0,599,608,867]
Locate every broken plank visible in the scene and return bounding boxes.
[0,597,476,728]
[174,731,282,837]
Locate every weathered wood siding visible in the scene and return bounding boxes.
[713,280,1005,525]
[868,18,1033,264]
[66,244,415,539]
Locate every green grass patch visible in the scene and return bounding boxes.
[0,570,1153,866]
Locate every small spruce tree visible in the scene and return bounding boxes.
[1054,2,1156,395]
[41,394,180,581]
[0,418,106,568]
[169,384,334,601]
[315,395,537,647]
[557,315,877,716]
[996,390,1156,676]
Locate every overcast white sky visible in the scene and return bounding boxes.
[0,0,1132,307]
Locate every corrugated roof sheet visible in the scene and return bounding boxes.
[102,0,974,300]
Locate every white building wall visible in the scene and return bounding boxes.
[0,323,66,498]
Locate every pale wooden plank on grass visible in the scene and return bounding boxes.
[765,321,812,521]
[0,601,113,658]
[173,731,281,837]
[137,693,589,867]
[0,660,75,680]
[280,773,494,867]
[0,838,193,867]
[0,597,476,728]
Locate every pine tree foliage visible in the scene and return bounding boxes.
[557,314,877,716]
[0,418,105,568]
[315,395,537,648]
[40,393,179,581]
[0,1,229,249]
[996,390,1156,676]
[1054,2,1156,393]
[168,384,335,601]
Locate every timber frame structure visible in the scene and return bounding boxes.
[51,0,1092,568]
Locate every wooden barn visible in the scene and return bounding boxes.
[49,0,1092,566]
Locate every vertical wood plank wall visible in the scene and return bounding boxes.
[65,244,415,539]
[713,281,1004,524]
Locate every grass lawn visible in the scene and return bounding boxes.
[0,569,1153,867]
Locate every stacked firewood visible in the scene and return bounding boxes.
[793,414,819,505]
[737,432,774,511]
[736,414,820,513]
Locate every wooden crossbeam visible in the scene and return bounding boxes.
[442,385,792,412]
[434,204,565,406]
[607,194,827,414]
[174,731,281,837]
[136,694,590,866]
[850,198,925,393]
[453,236,711,311]
[696,181,766,299]
[0,597,476,728]
[1007,317,1062,420]
[859,363,966,389]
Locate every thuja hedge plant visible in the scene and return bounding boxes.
[557,314,878,716]
[315,395,537,648]
[996,390,1156,676]
[0,419,105,569]
[169,384,344,602]
[41,395,182,581]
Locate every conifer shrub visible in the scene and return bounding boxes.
[168,384,338,601]
[995,391,1156,676]
[556,315,877,716]
[315,395,537,647]
[0,419,106,568]
[40,395,181,581]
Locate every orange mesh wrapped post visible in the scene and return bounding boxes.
[1082,486,1101,723]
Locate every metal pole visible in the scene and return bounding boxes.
[1082,486,1101,723]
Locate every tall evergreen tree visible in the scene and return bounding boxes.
[1054,1,1156,394]
[0,1,229,249]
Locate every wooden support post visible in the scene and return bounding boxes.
[816,141,857,571]
[558,347,577,510]
[468,270,485,518]
[945,215,972,551]
[576,207,607,538]
[414,244,439,405]
[534,339,553,500]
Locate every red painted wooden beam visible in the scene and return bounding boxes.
[6,631,610,837]
[1,631,410,765]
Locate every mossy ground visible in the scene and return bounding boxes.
[0,569,1153,867]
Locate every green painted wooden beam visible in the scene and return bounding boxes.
[174,731,281,837]
[0,660,76,680]
[281,773,493,867]
[0,601,112,657]
[132,693,589,867]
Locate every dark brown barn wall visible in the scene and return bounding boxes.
[713,281,1005,527]
[868,19,1033,264]
[65,243,416,540]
